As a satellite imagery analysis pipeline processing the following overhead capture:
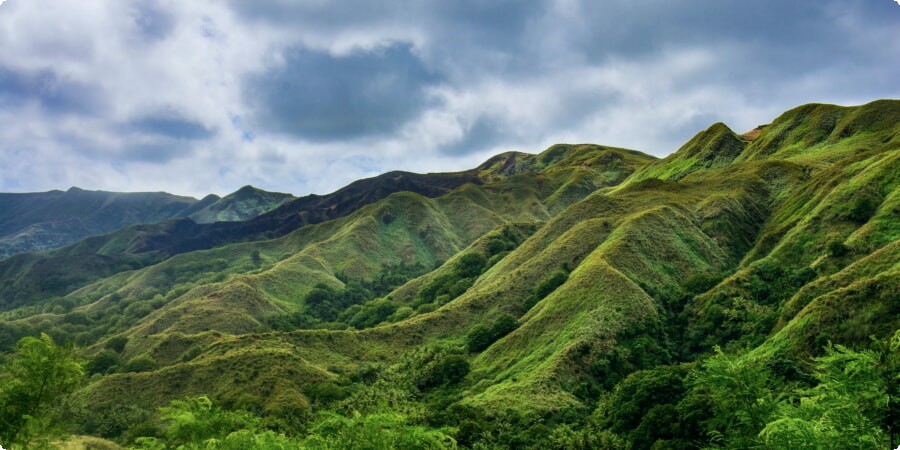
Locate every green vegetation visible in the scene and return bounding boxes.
[0,334,85,449]
[267,263,428,330]
[0,188,202,259]
[127,395,457,450]
[466,314,518,353]
[0,100,897,448]
[523,269,568,311]
[188,186,296,224]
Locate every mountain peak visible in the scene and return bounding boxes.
[234,184,260,195]
[678,121,745,161]
[742,99,900,161]
[188,185,295,224]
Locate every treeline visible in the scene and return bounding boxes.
[0,331,897,448]
[567,332,900,449]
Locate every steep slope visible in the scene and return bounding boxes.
[188,185,295,224]
[72,100,898,424]
[0,145,651,311]
[624,122,747,183]
[64,144,651,413]
[77,145,650,336]
[0,187,203,259]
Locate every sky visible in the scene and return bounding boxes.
[0,1,898,198]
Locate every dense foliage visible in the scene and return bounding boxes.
[0,334,85,449]
[267,263,428,331]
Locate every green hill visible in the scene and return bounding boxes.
[188,186,296,224]
[0,187,204,259]
[0,100,897,449]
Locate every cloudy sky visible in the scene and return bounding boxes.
[0,0,898,197]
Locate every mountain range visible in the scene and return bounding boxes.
[0,99,897,449]
[0,184,299,260]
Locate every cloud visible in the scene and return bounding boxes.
[130,1,176,42]
[0,65,105,115]
[243,42,440,141]
[0,0,896,198]
[127,113,215,140]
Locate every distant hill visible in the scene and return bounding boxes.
[0,168,488,269]
[0,188,204,259]
[0,144,650,307]
[188,185,295,224]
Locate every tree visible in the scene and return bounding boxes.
[0,333,85,448]
[466,314,519,353]
[525,270,568,310]
[687,347,778,448]
[424,355,470,388]
[123,355,159,373]
[88,349,122,375]
[761,333,899,449]
[104,336,128,353]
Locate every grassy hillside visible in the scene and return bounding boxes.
[0,171,491,308]
[0,100,897,449]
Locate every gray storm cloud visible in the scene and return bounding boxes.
[0,0,897,197]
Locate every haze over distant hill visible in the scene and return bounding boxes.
[0,188,203,259]
[0,185,303,260]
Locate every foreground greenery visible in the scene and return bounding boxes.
[0,100,898,448]
[1,331,896,448]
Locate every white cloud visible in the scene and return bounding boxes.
[0,0,897,198]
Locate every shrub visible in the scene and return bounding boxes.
[466,325,495,353]
[415,302,439,314]
[180,346,203,362]
[124,301,154,320]
[389,306,414,322]
[827,240,849,257]
[63,311,91,325]
[467,314,519,353]
[423,355,470,388]
[104,336,128,353]
[454,253,487,278]
[89,349,122,375]
[157,396,259,446]
[847,191,880,223]
[123,355,158,373]
[491,314,518,337]
[525,270,568,310]
[304,382,348,405]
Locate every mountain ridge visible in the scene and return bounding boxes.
[0,188,201,259]
[0,99,896,449]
